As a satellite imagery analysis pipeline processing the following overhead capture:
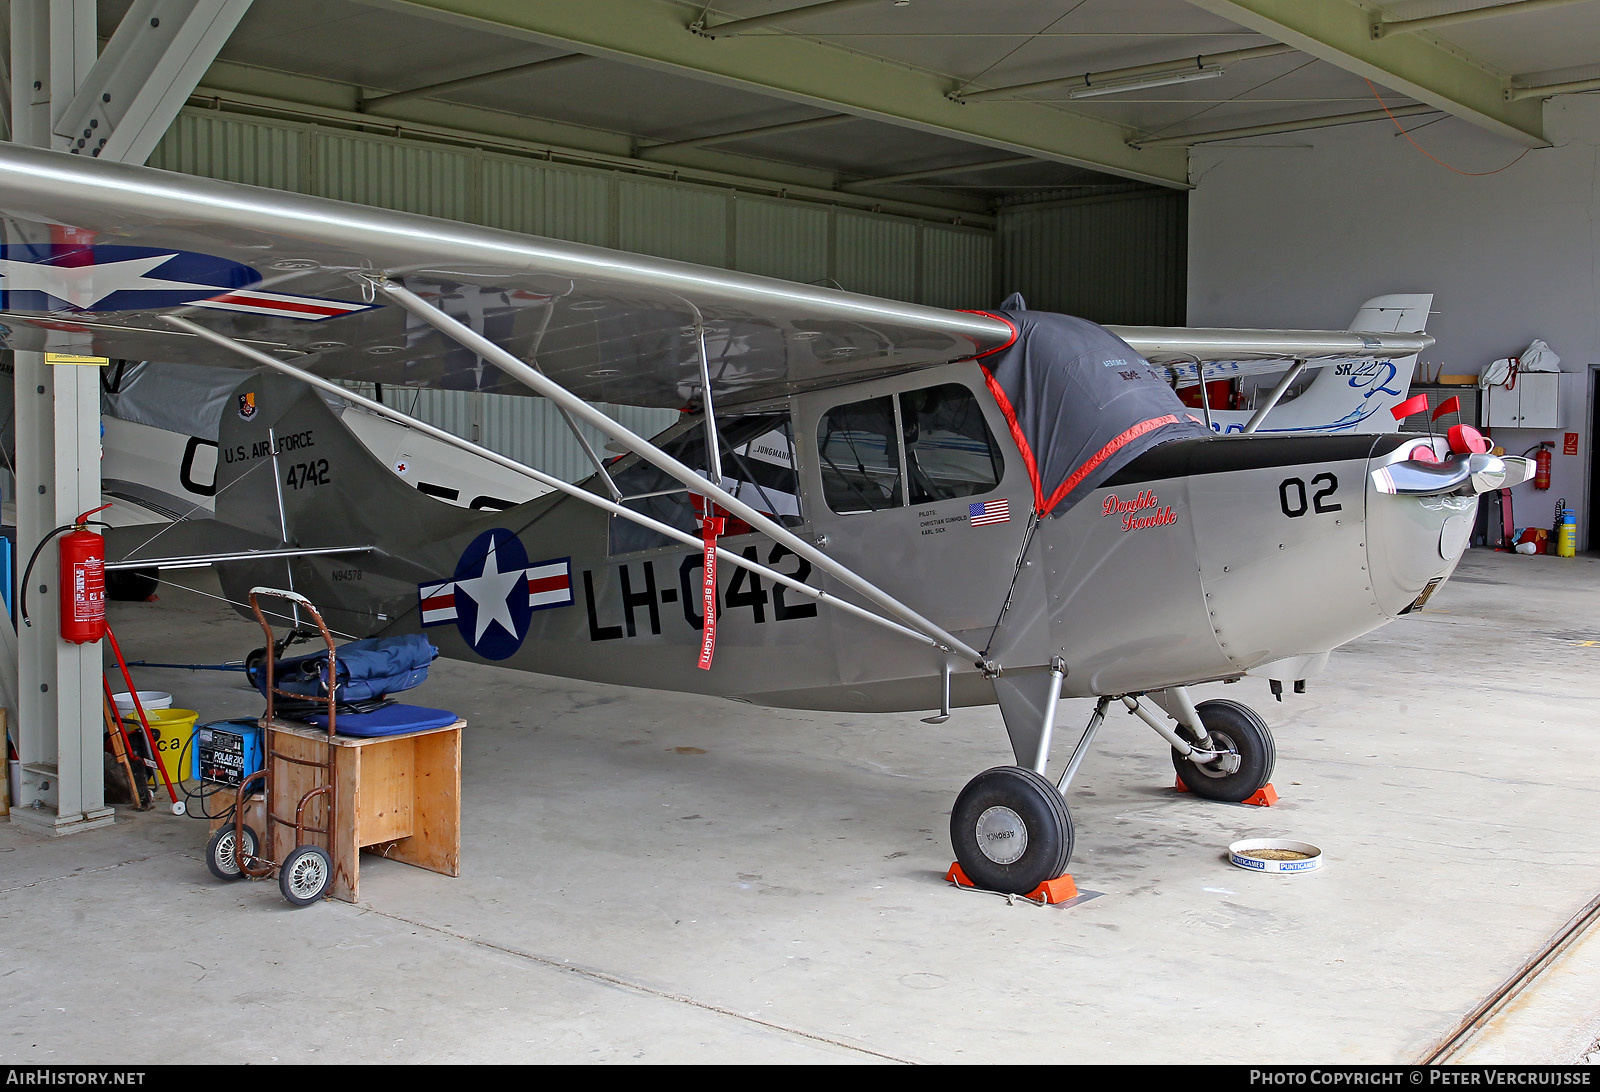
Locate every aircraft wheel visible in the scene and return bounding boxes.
[950,766,1073,895]
[205,823,259,881]
[244,648,266,690]
[1171,699,1276,802]
[279,845,333,907]
[106,567,159,602]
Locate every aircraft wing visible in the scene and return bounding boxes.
[0,143,1429,406]
[1111,326,1434,388]
[0,143,1009,409]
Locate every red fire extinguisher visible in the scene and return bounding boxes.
[59,504,112,644]
[20,502,112,642]
[1528,442,1553,491]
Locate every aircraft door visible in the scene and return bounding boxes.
[795,365,1039,686]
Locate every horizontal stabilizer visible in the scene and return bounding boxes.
[106,519,282,567]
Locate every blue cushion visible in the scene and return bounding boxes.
[301,703,458,738]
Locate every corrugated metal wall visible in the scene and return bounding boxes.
[996,188,1188,326]
[147,110,996,480]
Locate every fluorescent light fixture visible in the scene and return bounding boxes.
[1064,66,1225,100]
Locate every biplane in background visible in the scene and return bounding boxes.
[0,144,1526,894]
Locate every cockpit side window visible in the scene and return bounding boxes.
[816,395,902,514]
[901,383,1004,504]
[608,413,802,555]
[817,383,1001,515]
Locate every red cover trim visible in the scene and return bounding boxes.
[958,310,1019,359]
[978,364,1044,513]
[1042,415,1179,516]
[965,311,1041,510]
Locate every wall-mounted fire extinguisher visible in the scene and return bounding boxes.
[1528,442,1554,490]
[20,503,112,643]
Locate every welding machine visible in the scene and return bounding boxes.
[192,719,264,787]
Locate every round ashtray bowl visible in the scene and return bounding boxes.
[1228,838,1323,874]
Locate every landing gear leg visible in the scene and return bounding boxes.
[1125,688,1275,802]
[952,660,1081,894]
[1169,699,1275,802]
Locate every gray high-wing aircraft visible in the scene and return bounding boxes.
[0,144,1530,895]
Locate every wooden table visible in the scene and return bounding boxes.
[263,717,463,903]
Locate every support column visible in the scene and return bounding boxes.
[11,353,109,833]
[8,0,109,834]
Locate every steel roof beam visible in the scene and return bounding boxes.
[53,0,253,164]
[1372,0,1597,40]
[382,0,1192,188]
[1507,72,1600,100]
[361,53,587,112]
[1132,104,1438,148]
[691,0,903,38]
[844,156,1035,188]
[637,113,850,157]
[1184,0,1547,146]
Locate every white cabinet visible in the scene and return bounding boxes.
[1484,371,1559,429]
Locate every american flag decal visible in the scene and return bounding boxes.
[969,499,1010,527]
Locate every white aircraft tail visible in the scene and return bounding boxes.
[1209,293,1434,434]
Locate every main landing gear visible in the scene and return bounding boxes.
[949,676,1276,895]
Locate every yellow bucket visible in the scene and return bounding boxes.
[123,708,199,787]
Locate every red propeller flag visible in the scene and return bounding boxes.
[1430,395,1461,422]
[1391,393,1429,421]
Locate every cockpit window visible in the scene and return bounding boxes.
[608,413,802,555]
[818,384,1002,515]
[816,396,902,514]
[902,384,1005,503]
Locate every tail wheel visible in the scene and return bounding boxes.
[205,824,259,881]
[1171,699,1276,802]
[279,845,333,907]
[950,766,1073,895]
[106,567,159,602]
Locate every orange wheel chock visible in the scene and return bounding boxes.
[1244,783,1279,807]
[1173,777,1279,806]
[945,863,1080,904]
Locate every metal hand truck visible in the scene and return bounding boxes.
[204,587,341,907]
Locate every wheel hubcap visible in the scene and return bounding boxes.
[217,835,237,872]
[975,805,1028,864]
[290,855,326,896]
[1192,729,1243,778]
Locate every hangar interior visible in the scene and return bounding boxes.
[4,0,1600,1066]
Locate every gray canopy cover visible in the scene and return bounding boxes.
[977,310,1209,516]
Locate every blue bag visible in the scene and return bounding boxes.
[256,634,439,702]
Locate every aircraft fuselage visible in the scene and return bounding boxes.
[193,364,1471,718]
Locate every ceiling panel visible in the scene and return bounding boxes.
[92,0,1600,208]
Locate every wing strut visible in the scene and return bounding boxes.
[372,278,998,674]
[158,316,962,664]
[1241,360,1308,435]
[105,545,372,571]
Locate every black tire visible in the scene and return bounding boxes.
[106,567,159,602]
[244,648,265,691]
[950,766,1073,895]
[1171,699,1276,802]
[205,824,259,881]
[279,845,333,907]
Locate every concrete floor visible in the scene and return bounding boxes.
[4,548,1600,1064]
